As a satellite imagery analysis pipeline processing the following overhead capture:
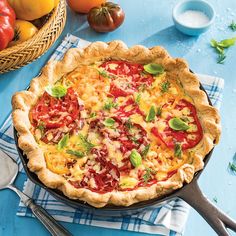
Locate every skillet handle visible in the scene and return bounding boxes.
[178,180,236,236]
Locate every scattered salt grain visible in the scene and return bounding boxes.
[197,48,201,52]
[177,10,210,27]
[232,89,236,93]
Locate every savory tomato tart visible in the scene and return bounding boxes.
[12,41,221,207]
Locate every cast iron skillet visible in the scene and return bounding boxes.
[14,84,236,236]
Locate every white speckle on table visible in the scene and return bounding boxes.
[177,10,210,27]
[226,7,231,12]
[232,89,236,93]
[228,181,232,186]
[231,12,235,16]
[196,48,201,52]
[213,71,218,75]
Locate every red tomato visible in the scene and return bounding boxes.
[151,99,203,150]
[66,0,106,14]
[0,0,16,50]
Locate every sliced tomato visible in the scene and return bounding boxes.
[70,145,120,193]
[116,98,144,119]
[151,99,203,150]
[100,60,154,98]
[30,87,81,143]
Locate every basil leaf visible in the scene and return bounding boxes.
[104,118,115,127]
[146,105,156,122]
[141,144,150,157]
[45,85,67,98]
[66,149,84,158]
[174,143,182,158]
[218,37,236,48]
[90,112,97,118]
[143,63,164,75]
[57,133,69,150]
[169,117,189,131]
[210,39,218,48]
[130,149,142,167]
[98,69,111,78]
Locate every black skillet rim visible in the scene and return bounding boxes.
[14,82,214,212]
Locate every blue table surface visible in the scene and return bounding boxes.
[1,1,236,235]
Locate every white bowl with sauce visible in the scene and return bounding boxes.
[172,0,215,36]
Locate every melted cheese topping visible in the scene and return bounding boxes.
[33,60,201,192]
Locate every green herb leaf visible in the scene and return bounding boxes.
[130,136,139,144]
[90,112,97,118]
[135,93,141,104]
[57,133,69,150]
[130,149,142,167]
[156,106,162,116]
[66,149,84,158]
[97,69,111,78]
[104,118,115,127]
[169,117,189,131]
[210,39,218,48]
[213,197,218,203]
[125,118,133,129]
[229,20,236,31]
[141,144,150,157]
[103,99,118,110]
[161,81,170,93]
[144,63,164,75]
[45,85,67,98]
[217,53,226,64]
[143,167,157,183]
[174,143,182,158]
[146,105,156,122]
[37,122,45,135]
[218,37,236,48]
[228,162,236,174]
[78,134,94,153]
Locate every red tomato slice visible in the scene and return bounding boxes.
[30,87,80,143]
[100,60,154,98]
[151,99,203,150]
[116,98,144,119]
[69,145,120,193]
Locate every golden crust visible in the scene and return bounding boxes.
[12,40,221,207]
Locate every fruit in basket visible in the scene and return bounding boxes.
[9,20,38,46]
[8,0,59,21]
[0,0,16,50]
[67,0,106,14]
[87,2,125,32]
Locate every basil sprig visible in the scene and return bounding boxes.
[130,149,142,167]
[45,85,67,98]
[143,63,164,75]
[210,37,236,64]
[169,117,189,131]
[57,133,69,150]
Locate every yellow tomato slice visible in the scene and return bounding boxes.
[45,151,69,175]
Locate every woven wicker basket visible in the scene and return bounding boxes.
[0,0,66,74]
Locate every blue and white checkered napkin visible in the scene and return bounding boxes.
[0,34,224,236]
